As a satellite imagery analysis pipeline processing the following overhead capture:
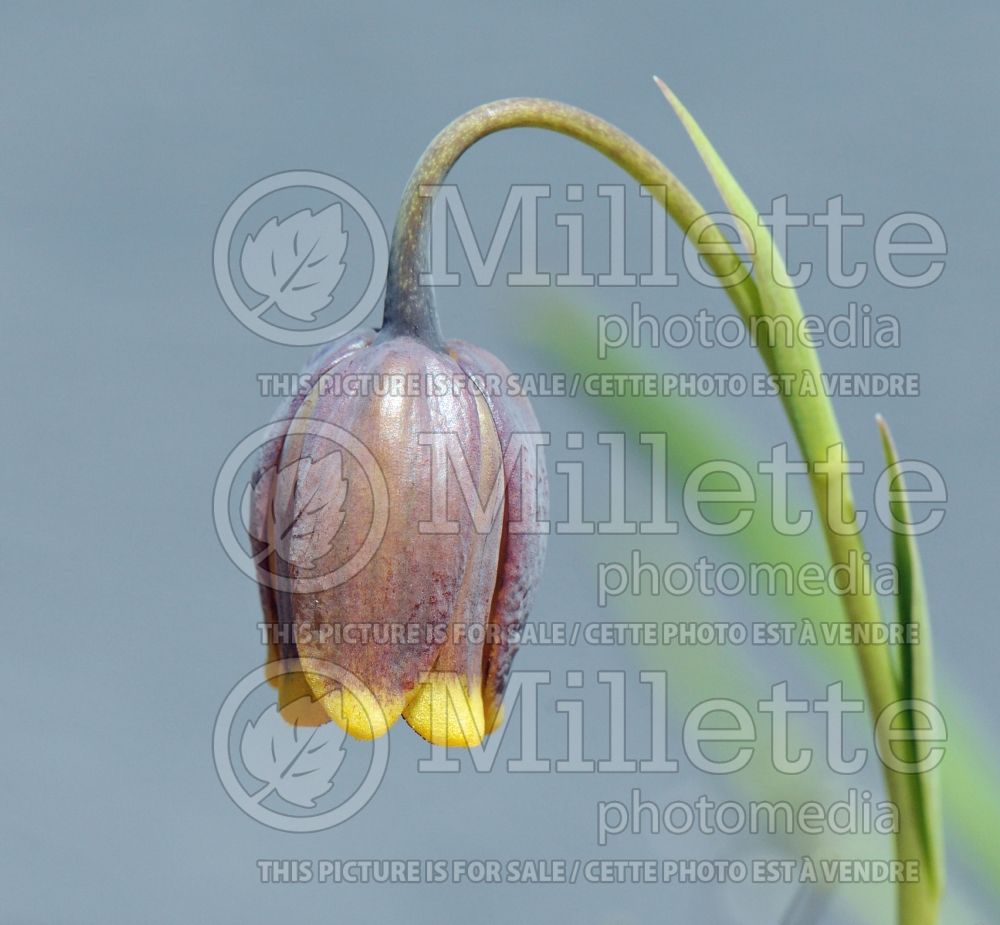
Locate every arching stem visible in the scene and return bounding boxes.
[381,98,760,349]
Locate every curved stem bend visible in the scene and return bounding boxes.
[382,98,759,347]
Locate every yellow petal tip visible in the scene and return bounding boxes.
[403,673,487,747]
[317,684,395,741]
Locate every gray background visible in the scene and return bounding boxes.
[2,2,997,923]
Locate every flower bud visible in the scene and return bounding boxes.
[249,330,547,747]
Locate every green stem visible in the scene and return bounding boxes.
[382,99,759,347]
[385,97,939,924]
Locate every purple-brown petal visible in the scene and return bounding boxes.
[283,337,503,742]
[248,328,375,705]
[447,340,549,732]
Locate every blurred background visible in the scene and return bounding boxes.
[2,2,997,923]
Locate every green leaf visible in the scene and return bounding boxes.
[653,76,835,471]
[650,91,942,912]
[876,414,944,893]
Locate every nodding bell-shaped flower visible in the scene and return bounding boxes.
[247,103,562,746]
[249,327,548,747]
